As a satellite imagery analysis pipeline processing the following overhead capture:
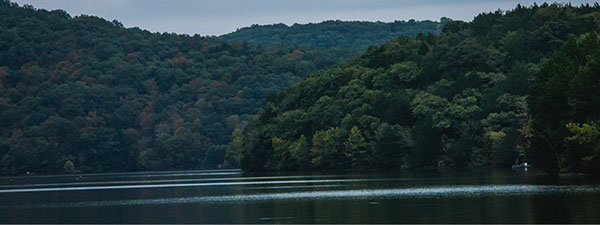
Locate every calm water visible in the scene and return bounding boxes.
[1,169,599,223]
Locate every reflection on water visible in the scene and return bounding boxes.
[0,174,340,191]
[1,169,599,223]
[0,178,382,193]
[5,185,600,209]
[2,169,242,179]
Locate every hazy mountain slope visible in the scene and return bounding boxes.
[220,19,445,49]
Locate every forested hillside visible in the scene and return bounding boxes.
[0,1,359,175]
[529,33,600,174]
[0,0,445,175]
[230,3,600,174]
[221,20,444,49]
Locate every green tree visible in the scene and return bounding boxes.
[225,129,244,166]
[291,135,311,170]
[63,160,75,172]
[311,127,344,169]
[344,126,368,168]
[372,123,412,169]
[271,137,293,170]
[529,33,600,174]
[565,122,600,173]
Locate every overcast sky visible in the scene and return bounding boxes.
[11,0,598,36]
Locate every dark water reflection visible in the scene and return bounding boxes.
[0,169,599,223]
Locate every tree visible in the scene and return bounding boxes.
[225,129,244,167]
[344,126,368,168]
[529,33,600,174]
[311,127,344,169]
[565,122,600,173]
[271,137,293,170]
[63,160,75,172]
[372,123,412,169]
[291,134,311,170]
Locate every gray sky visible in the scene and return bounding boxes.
[11,0,599,36]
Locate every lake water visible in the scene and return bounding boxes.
[1,168,599,223]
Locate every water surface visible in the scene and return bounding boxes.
[1,169,599,223]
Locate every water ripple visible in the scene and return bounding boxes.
[0,175,338,189]
[0,178,370,193]
[0,169,241,180]
[3,185,599,209]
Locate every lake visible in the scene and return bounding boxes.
[0,168,599,223]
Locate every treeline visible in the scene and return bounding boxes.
[529,33,600,174]
[220,19,445,49]
[229,3,600,174]
[0,1,363,175]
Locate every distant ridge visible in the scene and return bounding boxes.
[220,19,447,48]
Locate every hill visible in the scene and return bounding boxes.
[220,19,445,49]
[0,1,358,174]
[230,3,600,173]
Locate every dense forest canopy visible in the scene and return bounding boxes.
[0,1,444,175]
[529,32,600,174]
[221,19,445,49]
[3,1,600,176]
[230,3,600,174]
